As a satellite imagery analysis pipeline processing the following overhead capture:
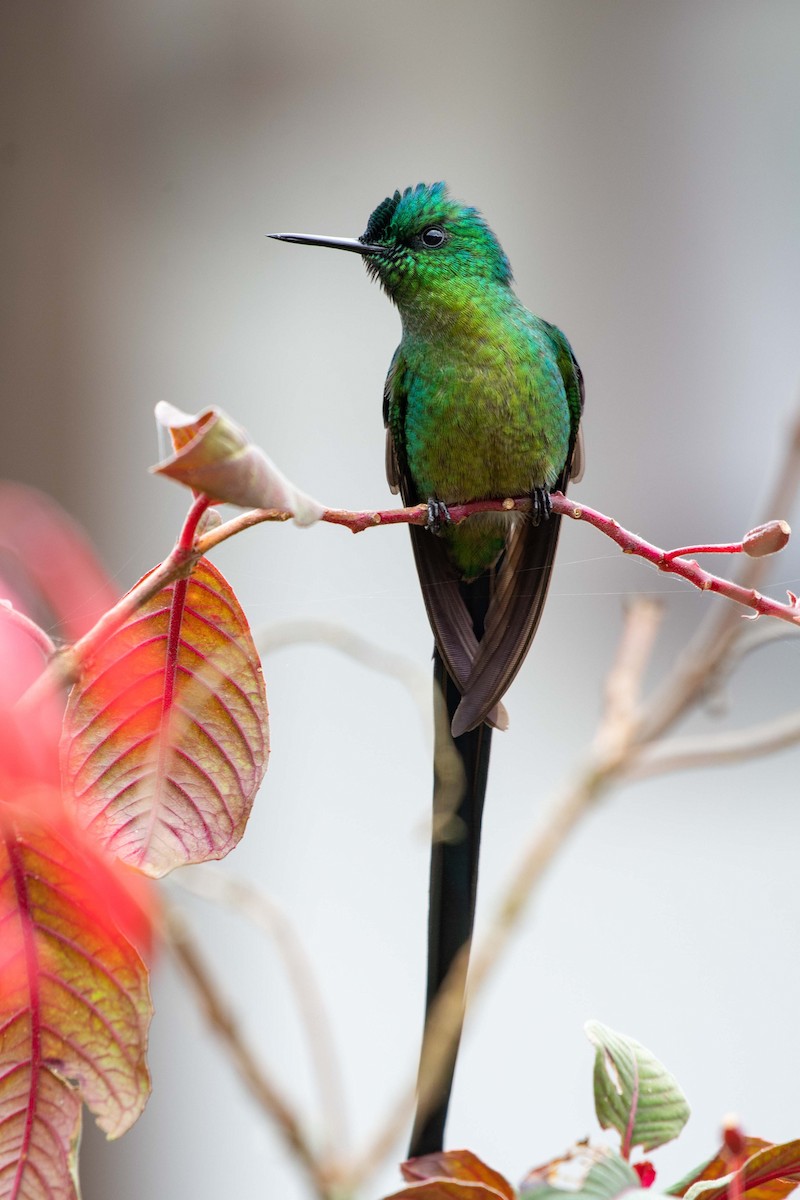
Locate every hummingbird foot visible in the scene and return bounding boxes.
[529,486,552,526]
[426,497,452,535]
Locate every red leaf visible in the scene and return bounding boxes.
[61,557,269,877]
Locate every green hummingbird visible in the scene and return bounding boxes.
[271,182,584,1155]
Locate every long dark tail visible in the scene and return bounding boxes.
[409,579,493,1159]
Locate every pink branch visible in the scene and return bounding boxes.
[202,493,795,625]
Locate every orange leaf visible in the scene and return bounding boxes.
[61,557,269,877]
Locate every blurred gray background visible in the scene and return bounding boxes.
[2,2,800,1197]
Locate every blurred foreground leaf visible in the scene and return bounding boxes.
[0,800,151,1200]
[0,482,118,641]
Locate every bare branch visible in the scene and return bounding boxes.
[164,905,337,1200]
[628,708,800,779]
[595,599,663,759]
[172,869,350,1160]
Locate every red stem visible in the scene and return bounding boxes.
[178,494,213,552]
[621,1055,639,1161]
[663,543,744,562]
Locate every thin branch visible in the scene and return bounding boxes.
[628,707,800,779]
[164,905,336,1200]
[595,599,663,759]
[172,868,350,1160]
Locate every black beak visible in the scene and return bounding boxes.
[269,232,382,255]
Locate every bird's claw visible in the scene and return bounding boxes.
[530,487,552,526]
[426,497,451,535]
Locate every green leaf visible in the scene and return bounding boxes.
[520,1144,655,1200]
[585,1020,690,1154]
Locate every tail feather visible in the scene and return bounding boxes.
[409,579,493,1158]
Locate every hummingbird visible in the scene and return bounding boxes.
[271,183,584,1156]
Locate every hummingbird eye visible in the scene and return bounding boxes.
[419,225,447,249]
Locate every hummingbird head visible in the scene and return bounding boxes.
[270,182,512,310]
[359,182,513,303]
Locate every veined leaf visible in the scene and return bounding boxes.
[0,802,152,1200]
[585,1021,690,1154]
[62,557,269,878]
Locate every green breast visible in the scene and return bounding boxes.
[394,303,571,577]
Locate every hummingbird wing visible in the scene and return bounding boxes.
[449,464,568,736]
